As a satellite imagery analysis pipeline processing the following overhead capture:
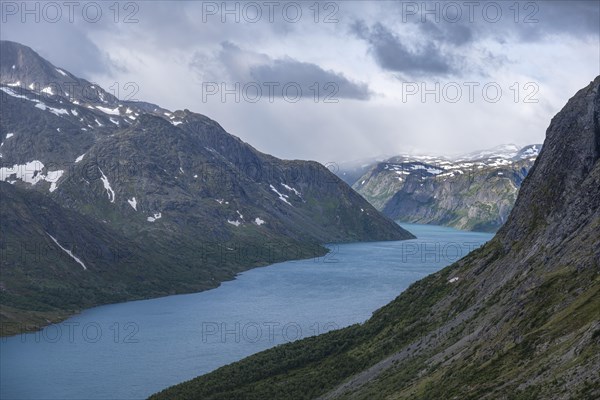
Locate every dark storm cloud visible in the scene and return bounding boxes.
[351,20,455,76]
[511,0,600,42]
[2,1,596,84]
[249,59,371,100]
[203,42,372,100]
[391,0,599,43]
[351,1,598,77]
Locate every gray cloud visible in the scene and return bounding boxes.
[249,59,371,100]
[351,20,456,76]
[391,1,599,44]
[194,42,372,100]
[512,0,600,42]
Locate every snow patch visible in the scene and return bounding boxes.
[270,184,292,206]
[5,133,14,139]
[281,183,301,197]
[147,212,162,222]
[0,160,64,191]
[227,219,241,227]
[47,170,64,192]
[410,164,443,175]
[1,86,36,101]
[98,167,115,203]
[41,86,54,95]
[47,233,87,270]
[96,106,120,115]
[75,154,85,163]
[254,217,265,226]
[128,197,137,211]
[35,103,69,116]
[448,277,460,283]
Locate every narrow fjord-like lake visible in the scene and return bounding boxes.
[1,224,493,400]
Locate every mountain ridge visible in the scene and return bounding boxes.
[346,144,541,232]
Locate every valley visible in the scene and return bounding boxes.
[152,76,600,400]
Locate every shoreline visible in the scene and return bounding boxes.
[1,243,335,338]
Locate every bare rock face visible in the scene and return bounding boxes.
[499,76,600,247]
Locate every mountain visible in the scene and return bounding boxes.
[150,77,600,399]
[0,41,413,335]
[335,156,390,185]
[350,144,541,232]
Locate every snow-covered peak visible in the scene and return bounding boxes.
[455,144,521,161]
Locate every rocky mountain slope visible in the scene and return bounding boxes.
[350,145,540,231]
[151,77,600,400]
[0,41,413,335]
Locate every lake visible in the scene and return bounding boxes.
[0,224,493,400]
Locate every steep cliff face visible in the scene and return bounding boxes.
[352,146,539,232]
[0,41,412,335]
[152,78,600,400]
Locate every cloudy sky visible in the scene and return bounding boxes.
[2,0,599,163]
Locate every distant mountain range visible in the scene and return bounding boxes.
[337,144,541,232]
[151,76,600,400]
[0,41,413,335]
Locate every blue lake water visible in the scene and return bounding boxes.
[0,224,493,400]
